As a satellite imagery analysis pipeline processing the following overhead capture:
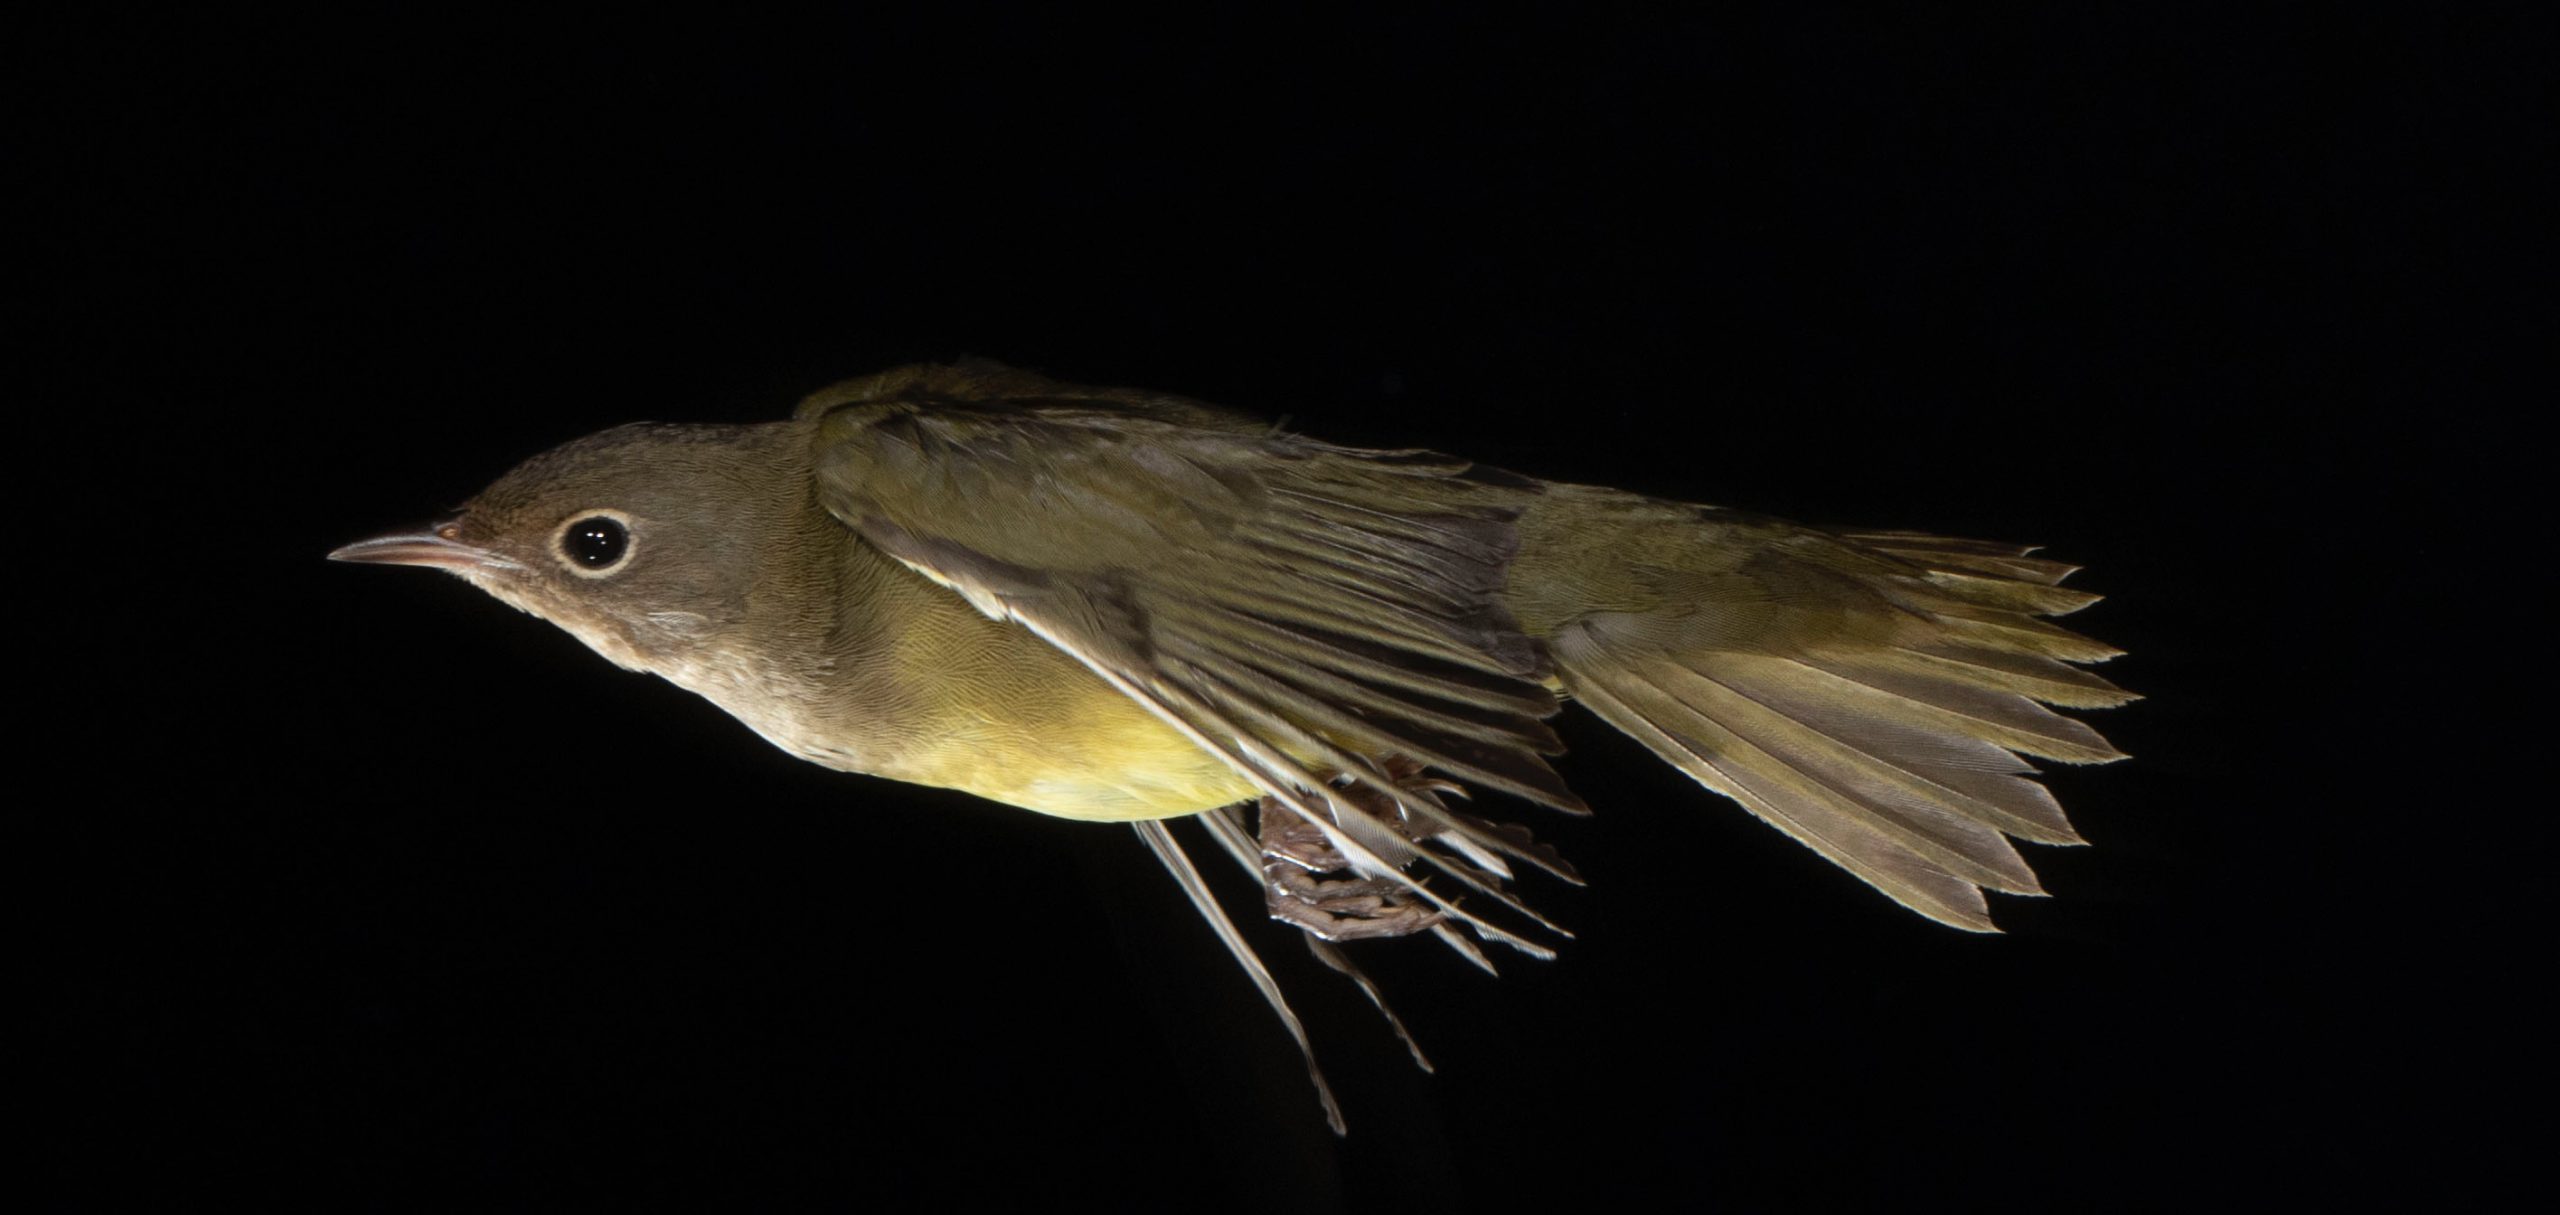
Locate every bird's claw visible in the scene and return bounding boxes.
[1256,757,1458,942]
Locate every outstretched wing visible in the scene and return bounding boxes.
[799,365,1583,954]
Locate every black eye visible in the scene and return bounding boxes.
[560,515,629,570]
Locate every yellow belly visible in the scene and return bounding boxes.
[881,673,1261,821]
[858,595,1263,821]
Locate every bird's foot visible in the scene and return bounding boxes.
[1263,865,1445,941]
[1257,757,1451,942]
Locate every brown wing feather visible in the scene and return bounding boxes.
[803,371,1580,952]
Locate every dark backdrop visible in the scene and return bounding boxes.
[40,6,2532,1209]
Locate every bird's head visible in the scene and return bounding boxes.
[330,423,802,672]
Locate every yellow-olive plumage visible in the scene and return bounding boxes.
[334,361,2130,1131]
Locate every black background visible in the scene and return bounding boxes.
[40,6,2534,1209]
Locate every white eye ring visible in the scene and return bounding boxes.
[552,509,638,578]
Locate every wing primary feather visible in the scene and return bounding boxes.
[1241,515,1501,603]
[1429,922,1500,976]
[1303,936,1436,1074]
[1268,480,1517,553]
[1152,578,1541,686]
[1440,837,1509,880]
[1133,820,1348,1136]
[1169,656,1577,936]
[1182,659,1576,915]
[1251,516,1503,597]
[1150,600,1555,715]
[1199,804,1263,870]
[1155,633,1582,818]
[1204,802,1521,982]
[1167,627,1560,754]
[1018,612,1559,958]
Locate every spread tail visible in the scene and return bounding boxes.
[1532,512,2133,931]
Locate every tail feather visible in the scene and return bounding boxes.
[1900,643,2135,712]
[1846,532,2086,585]
[1561,651,2012,930]
[1780,652,2103,765]
[1644,659,2046,894]
[1912,568,2105,616]
[1701,653,2087,845]
[1541,520,2130,931]
[1915,611,2126,665]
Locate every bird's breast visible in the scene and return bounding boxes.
[667,577,1262,822]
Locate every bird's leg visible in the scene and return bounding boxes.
[1257,757,1451,942]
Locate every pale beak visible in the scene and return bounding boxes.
[329,521,521,572]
